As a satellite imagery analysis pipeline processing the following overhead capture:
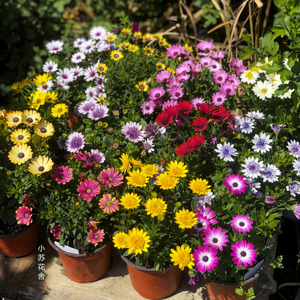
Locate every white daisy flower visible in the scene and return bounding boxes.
[260,164,281,183]
[242,157,264,179]
[90,26,107,40]
[73,38,86,48]
[287,140,300,158]
[252,132,272,153]
[71,66,84,78]
[143,139,155,153]
[266,73,282,88]
[85,86,98,101]
[83,66,99,82]
[96,41,111,52]
[42,60,58,73]
[215,142,238,162]
[46,40,64,54]
[236,117,255,134]
[245,110,265,120]
[252,80,276,100]
[292,159,300,176]
[79,39,95,54]
[57,68,75,83]
[286,181,300,197]
[240,70,259,84]
[37,80,53,93]
[71,52,86,64]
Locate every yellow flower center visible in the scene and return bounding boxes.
[261,88,267,94]
[86,188,92,193]
[107,201,113,206]
[245,72,253,79]
[25,213,28,217]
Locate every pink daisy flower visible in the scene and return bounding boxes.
[162,100,178,110]
[141,101,156,115]
[193,245,219,273]
[156,70,172,83]
[196,40,214,51]
[192,215,212,236]
[195,206,218,224]
[98,168,123,188]
[223,174,247,195]
[199,57,212,68]
[149,87,165,101]
[50,224,62,240]
[51,166,73,184]
[231,215,253,233]
[88,229,105,244]
[192,97,205,109]
[191,63,202,75]
[213,70,228,85]
[166,77,182,91]
[208,60,222,72]
[15,206,33,226]
[227,74,241,86]
[212,92,227,106]
[177,73,190,82]
[169,87,184,100]
[231,240,257,268]
[203,227,229,251]
[176,63,191,75]
[166,45,185,58]
[220,82,236,96]
[210,50,225,59]
[77,178,100,202]
[99,194,119,213]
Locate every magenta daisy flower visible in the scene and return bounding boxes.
[149,87,165,101]
[77,178,100,202]
[199,57,212,68]
[50,224,62,240]
[99,194,119,213]
[177,73,190,82]
[223,174,247,195]
[231,240,257,268]
[15,206,33,226]
[90,149,105,164]
[169,87,184,100]
[66,132,85,153]
[98,167,123,188]
[213,70,228,85]
[220,82,236,96]
[141,101,155,115]
[176,63,191,74]
[193,245,219,273]
[121,121,145,143]
[88,229,105,244]
[212,92,227,106]
[195,206,218,225]
[156,70,172,83]
[166,45,185,58]
[208,60,222,72]
[196,40,214,51]
[231,215,253,233]
[203,227,229,251]
[51,166,73,184]
[192,215,212,236]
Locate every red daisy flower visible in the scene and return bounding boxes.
[156,111,173,127]
[177,100,194,115]
[176,142,193,157]
[192,117,209,131]
[164,105,179,117]
[197,103,217,116]
[211,107,231,123]
[188,134,205,151]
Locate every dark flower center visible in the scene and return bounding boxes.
[17,135,24,140]
[226,88,231,93]
[239,222,245,227]
[40,128,47,133]
[212,238,218,243]
[218,77,222,81]
[26,118,33,123]
[175,92,180,97]
[240,251,247,257]
[173,51,178,56]
[13,117,19,123]
[232,182,238,187]
[62,74,68,79]
[18,153,25,158]
[202,256,209,262]
[155,93,160,98]
[39,166,45,172]
[196,222,203,229]
[146,106,150,110]
[60,174,65,179]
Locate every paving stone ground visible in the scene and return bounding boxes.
[0,225,208,300]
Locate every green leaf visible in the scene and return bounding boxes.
[240,46,256,60]
[271,26,286,39]
[235,288,244,296]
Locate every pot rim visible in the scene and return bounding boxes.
[121,254,176,273]
[46,220,109,258]
[0,221,38,239]
[206,272,259,287]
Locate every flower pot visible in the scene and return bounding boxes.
[47,235,111,283]
[121,255,182,299]
[0,222,39,257]
[206,272,259,300]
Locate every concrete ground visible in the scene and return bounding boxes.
[0,225,209,300]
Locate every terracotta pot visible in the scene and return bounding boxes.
[0,222,39,257]
[122,255,182,299]
[206,273,259,300]
[48,235,111,283]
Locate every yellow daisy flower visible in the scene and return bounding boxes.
[11,78,31,94]
[121,28,131,35]
[141,164,158,177]
[156,173,179,190]
[97,63,107,74]
[144,46,155,56]
[110,50,124,61]
[126,169,149,187]
[29,90,47,110]
[28,155,54,176]
[133,31,142,39]
[6,111,23,127]
[184,43,193,53]
[8,144,33,165]
[156,62,166,70]
[145,198,167,218]
[34,120,55,138]
[127,228,151,255]
[33,73,52,87]
[142,33,153,42]
[167,161,188,178]
[175,209,197,229]
[170,245,195,270]
[189,178,211,195]
[119,153,131,173]
[130,157,143,169]
[158,38,168,47]
[22,110,41,127]
[128,44,139,53]
[106,33,116,42]
[154,33,162,40]
[10,129,31,145]
[113,232,129,249]
[51,103,68,118]
[135,81,149,92]
[45,91,58,103]
[120,193,141,209]
[167,67,176,75]
[118,42,129,49]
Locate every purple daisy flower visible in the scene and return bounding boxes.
[270,124,285,132]
[166,45,185,58]
[87,104,109,120]
[156,70,172,83]
[90,149,105,164]
[192,97,205,109]
[121,122,145,143]
[199,57,212,68]
[293,159,300,176]
[236,117,255,134]
[286,181,300,197]
[78,100,97,115]
[196,40,214,51]
[215,142,238,162]
[144,123,159,138]
[231,215,253,233]
[266,195,276,205]
[212,92,227,106]
[294,204,300,220]
[203,227,229,251]
[193,245,219,273]
[213,70,228,85]
[169,87,184,100]
[260,164,281,183]
[149,87,165,101]
[141,101,155,115]
[241,157,264,179]
[287,140,300,158]
[43,60,58,73]
[46,40,64,54]
[231,240,257,268]
[252,133,272,153]
[220,82,236,96]
[223,174,247,194]
[66,132,85,153]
